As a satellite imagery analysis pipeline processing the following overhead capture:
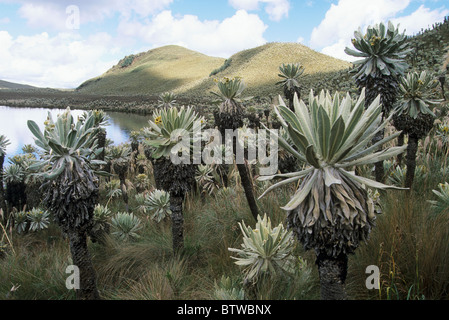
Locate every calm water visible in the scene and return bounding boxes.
[0,106,151,161]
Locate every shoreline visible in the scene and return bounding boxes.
[0,89,214,115]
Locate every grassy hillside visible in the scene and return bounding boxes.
[183,42,352,98]
[0,80,36,90]
[77,42,352,98]
[77,45,225,96]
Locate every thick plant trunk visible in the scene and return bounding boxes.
[67,230,100,300]
[170,194,184,254]
[316,252,348,300]
[405,136,419,189]
[285,87,300,112]
[236,162,259,221]
[152,158,195,253]
[97,129,106,162]
[397,132,405,166]
[216,106,259,221]
[360,74,398,183]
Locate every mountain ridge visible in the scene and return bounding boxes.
[76,42,352,98]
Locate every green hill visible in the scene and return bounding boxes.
[76,45,225,96]
[0,80,36,89]
[77,42,352,98]
[181,42,352,98]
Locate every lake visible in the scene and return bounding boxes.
[0,105,152,161]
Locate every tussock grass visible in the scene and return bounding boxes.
[0,225,75,300]
[347,155,449,300]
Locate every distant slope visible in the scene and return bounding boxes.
[0,80,36,89]
[77,42,352,98]
[77,45,225,95]
[183,42,352,98]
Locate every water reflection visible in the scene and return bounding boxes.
[0,106,151,161]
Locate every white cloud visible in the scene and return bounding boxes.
[0,31,119,88]
[310,0,410,50]
[310,0,448,61]
[228,0,290,21]
[0,17,9,24]
[391,4,449,35]
[6,0,174,29]
[117,10,268,58]
[0,3,269,88]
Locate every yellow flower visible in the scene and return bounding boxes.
[155,116,162,125]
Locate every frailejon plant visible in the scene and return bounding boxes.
[195,164,220,195]
[0,135,10,221]
[345,21,411,182]
[111,212,142,242]
[143,106,203,160]
[394,71,442,119]
[393,70,443,188]
[145,189,172,223]
[134,173,149,193]
[258,90,407,300]
[14,210,29,234]
[213,275,245,300]
[428,182,449,215]
[212,77,259,220]
[79,110,109,162]
[27,107,105,300]
[277,63,305,111]
[4,163,27,210]
[228,214,296,285]
[387,163,428,188]
[158,92,178,109]
[143,106,204,252]
[27,208,50,232]
[90,204,112,243]
[106,145,131,211]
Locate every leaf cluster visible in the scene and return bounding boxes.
[345,21,411,79]
[395,70,443,119]
[228,214,296,284]
[143,106,204,159]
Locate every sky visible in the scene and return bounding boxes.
[0,0,448,89]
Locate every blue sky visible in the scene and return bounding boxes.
[0,0,448,88]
